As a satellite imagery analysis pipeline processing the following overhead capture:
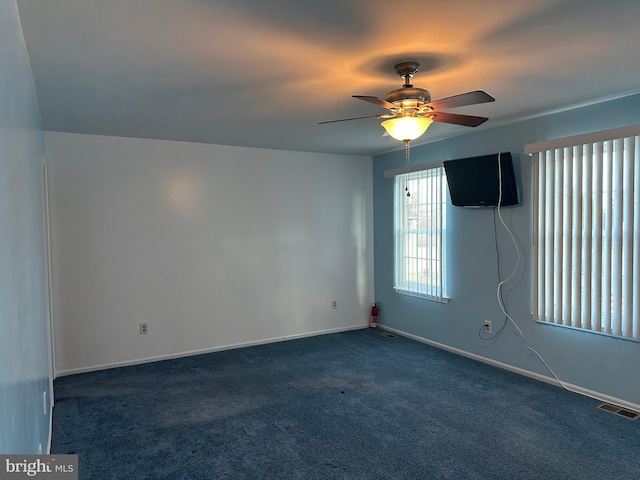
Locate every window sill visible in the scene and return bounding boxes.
[394,288,449,304]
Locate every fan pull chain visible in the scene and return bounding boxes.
[405,140,411,197]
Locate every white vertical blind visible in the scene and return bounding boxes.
[530,131,640,340]
[393,166,448,302]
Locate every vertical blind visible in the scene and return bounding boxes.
[528,127,640,340]
[393,166,448,302]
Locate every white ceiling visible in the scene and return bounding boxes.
[17,0,640,156]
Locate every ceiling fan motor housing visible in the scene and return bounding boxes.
[385,87,431,110]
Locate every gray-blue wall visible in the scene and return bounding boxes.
[373,94,640,407]
[0,0,51,453]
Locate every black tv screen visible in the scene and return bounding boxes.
[443,152,519,207]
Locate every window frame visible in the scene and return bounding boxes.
[389,164,449,303]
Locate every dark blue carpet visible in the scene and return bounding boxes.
[52,329,640,479]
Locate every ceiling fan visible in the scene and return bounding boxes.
[320,61,495,142]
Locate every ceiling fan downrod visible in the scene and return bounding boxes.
[385,62,431,106]
[395,61,420,88]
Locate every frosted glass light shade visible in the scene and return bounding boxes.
[381,116,433,141]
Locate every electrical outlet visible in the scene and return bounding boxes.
[483,320,492,334]
[140,323,149,335]
[331,299,337,309]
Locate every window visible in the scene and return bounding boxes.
[393,166,448,301]
[527,125,640,340]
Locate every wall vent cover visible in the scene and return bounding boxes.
[597,403,640,420]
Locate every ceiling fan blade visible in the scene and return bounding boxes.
[426,91,495,111]
[430,111,489,127]
[353,95,400,111]
[318,114,387,124]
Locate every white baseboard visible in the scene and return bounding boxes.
[55,324,368,377]
[47,405,52,454]
[379,324,640,414]
[54,322,640,413]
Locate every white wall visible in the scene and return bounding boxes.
[0,0,51,453]
[45,132,373,374]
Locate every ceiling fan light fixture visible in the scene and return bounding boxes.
[381,116,433,141]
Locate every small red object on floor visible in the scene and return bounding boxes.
[370,302,379,329]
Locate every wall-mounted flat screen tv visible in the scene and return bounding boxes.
[443,152,519,207]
